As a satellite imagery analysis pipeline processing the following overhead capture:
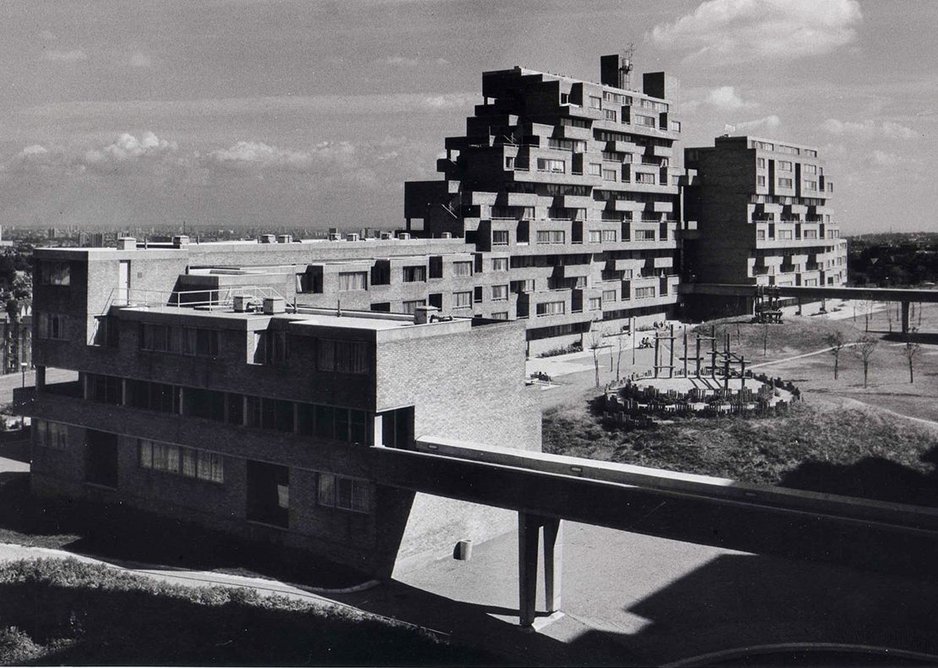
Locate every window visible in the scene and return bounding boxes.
[491,257,508,272]
[602,169,617,182]
[635,286,656,299]
[779,230,794,240]
[804,149,817,157]
[604,109,617,122]
[402,265,426,282]
[473,286,483,303]
[38,313,68,340]
[140,439,224,483]
[491,285,508,301]
[757,175,766,187]
[338,271,367,291]
[139,324,219,358]
[491,312,509,320]
[589,95,602,109]
[602,289,617,303]
[804,180,818,191]
[536,158,565,173]
[778,161,793,171]
[635,172,656,184]
[511,279,535,293]
[39,261,70,286]
[588,162,602,176]
[536,301,565,316]
[87,374,122,405]
[492,230,509,246]
[402,300,425,314]
[318,473,370,513]
[505,156,515,170]
[757,158,766,169]
[636,114,656,127]
[778,178,793,188]
[757,230,766,240]
[34,420,67,450]
[602,230,616,243]
[317,339,369,374]
[588,297,602,311]
[536,230,565,244]
[636,229,656,241]
[589,230,602,244]
[804,164,817,174]
[453,261,473,277]
[452,291,472,309]
[127,379,179,414]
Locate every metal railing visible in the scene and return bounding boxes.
[105,285,285,311]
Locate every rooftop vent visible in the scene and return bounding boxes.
[259,234,276,244]
[232,295,249,312]
[397,232,411,240]
[277,234,293,244]
[441,232,452,239]
[414,304,440,325]
[346,232,360,242]
[379,231,393,240]
[263,297,286,315]
[172,235,190,248]
[117,237,136,250]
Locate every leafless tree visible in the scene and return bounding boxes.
[824,330,846,380]
[761,320,770,356]
[859,300,875,332]
[615,331,625,382]
[902,333,922,384]
[589,329,604,388]
[885,301,893,333]
[853,334,879,388]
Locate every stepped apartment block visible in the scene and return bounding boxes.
[406,54,683,354]
[24,243,541,576]
[682,135,847,317]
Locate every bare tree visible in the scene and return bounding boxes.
[885,301,893,333]
[860,300,875,332]
[761,320,770,356]
[589,329,604,388]
[902,333,922,384]
[824,330,846,380]
[615,331,624,382]
[853,334,879,388]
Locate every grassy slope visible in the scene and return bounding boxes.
[0,557,491,666]
[544,307,938,507]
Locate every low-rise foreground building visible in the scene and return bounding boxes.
[23,244,541,576]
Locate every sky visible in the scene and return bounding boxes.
[0,0,936,235]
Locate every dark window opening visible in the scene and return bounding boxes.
[246,461,289,527]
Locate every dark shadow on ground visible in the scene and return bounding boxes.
[335,579,646,666]
[781,446,938,508]
[882,331,938,345]
[0,472,364,589]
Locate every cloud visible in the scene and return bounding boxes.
[704,86,758,111]
[82,132,178,170]
[201,140,357,173]
[377,56,450,67]
[735,114,782,131]
[821,118,918,139]
[869,150,901,167]
[650,0,862,64]
[41,49,88,63]
[129,52,152,68]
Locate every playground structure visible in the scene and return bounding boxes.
[602,322,798,424]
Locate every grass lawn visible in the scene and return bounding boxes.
[0,557,491,666]
[544,303,938,507]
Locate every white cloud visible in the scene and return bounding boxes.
[821,118,918,139]
[650,0,862,64]
[19,145,49,158]
[705,86,757,111]
[202,140,358,173]
[41,49,88,63]
[869,150,901,167]
[82,132,178,169]
[377,55,450,67]
[735,114,782,131]
[129,52,152,68]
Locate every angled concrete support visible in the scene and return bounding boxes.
[518,512,563,627]
[902,300,910,334]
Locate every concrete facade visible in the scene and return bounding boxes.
[406,57,684,354]
[682,135,848,317]
[24,246,541,577]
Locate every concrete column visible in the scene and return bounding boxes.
[518,512,563,627]
[36,365,46,391]
[901,300,910,334]
[372,413,384,447]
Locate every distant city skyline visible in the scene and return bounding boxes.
[1,0,934,234]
